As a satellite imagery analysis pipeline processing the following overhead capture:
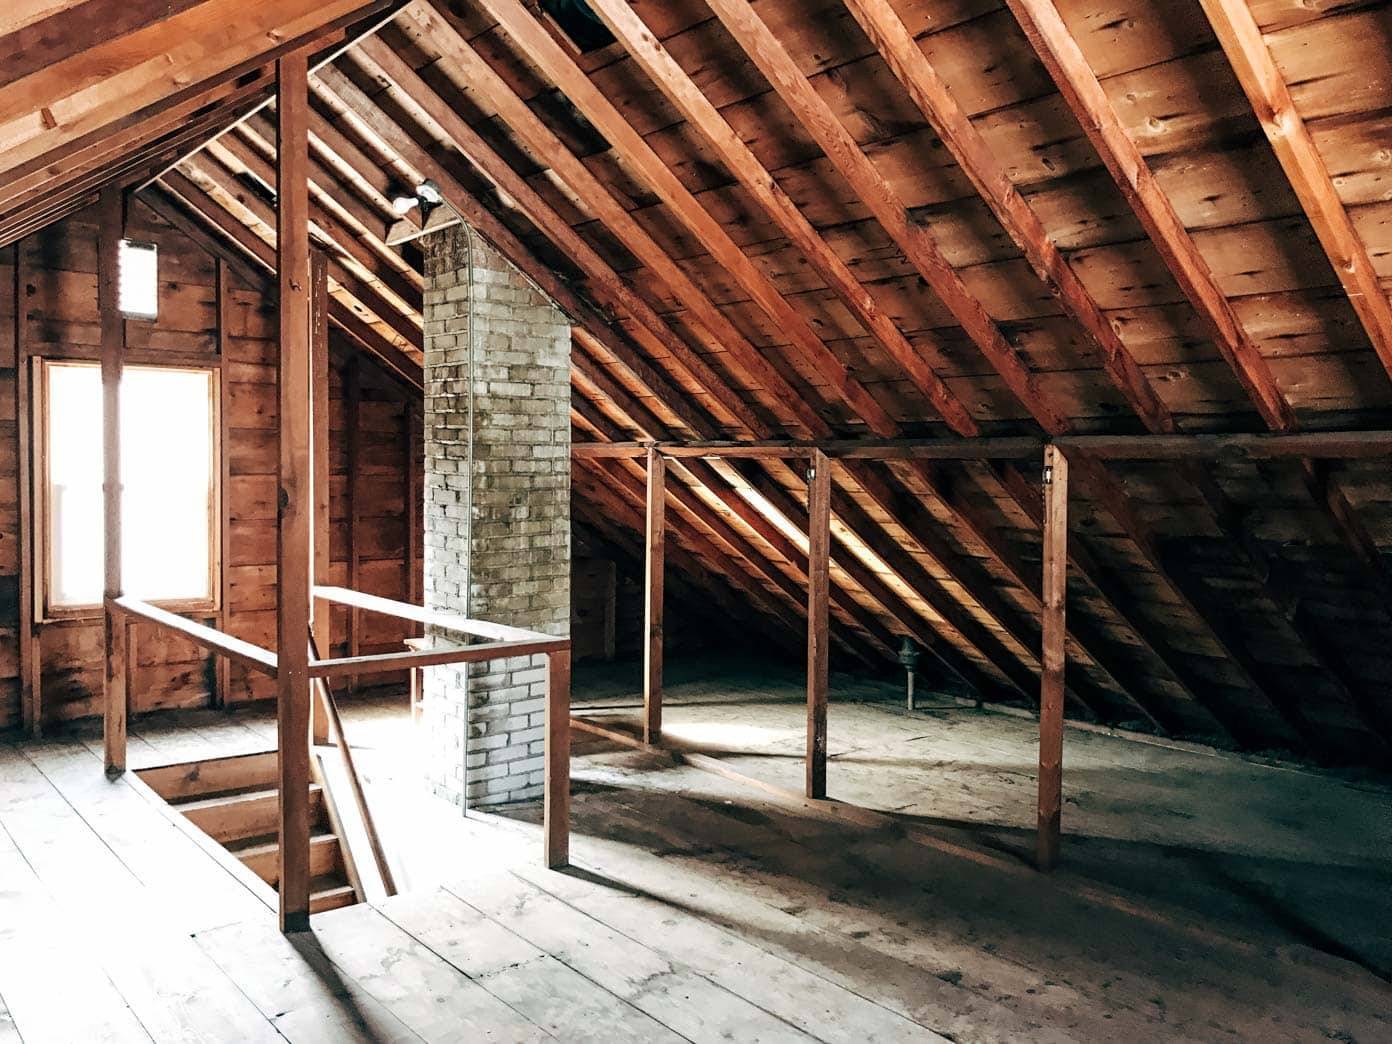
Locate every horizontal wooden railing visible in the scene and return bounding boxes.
[309,585,569,679]
[571,429,1392,462]
[107,595,278,676]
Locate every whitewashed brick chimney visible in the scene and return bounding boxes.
[420,221,570,809]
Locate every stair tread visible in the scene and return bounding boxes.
[229,830,338,857]
[178,782,321,813]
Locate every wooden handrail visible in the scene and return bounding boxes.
[107,596,278,676]
[571,430,1392,462]
[312,585,553,643]
[307,636,569,679]
[309,631,397,897]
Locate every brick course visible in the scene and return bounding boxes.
[420,222,570,809]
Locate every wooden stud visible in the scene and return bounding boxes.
[643,445,665,744]
[405,403,421,627]
[99,185,127,778]
[214,258,233,709]
[274,46,314,935]
[310,247,331,745]
[805,449,831,800]
[345,356,362,694]
[14,238,40,738]
[544,647,571,869]
[1037,444,1069,872]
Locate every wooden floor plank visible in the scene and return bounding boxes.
[0,750,154,1044]
[307,903,555,1041]
[445,872,818,1043]
[194,919,422,1043]
[0,743,279,1043]
[490,863,950,1043]
[21,739,270,933]
[377,887,684,1044]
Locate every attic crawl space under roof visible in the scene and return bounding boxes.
[4,0,1392,767]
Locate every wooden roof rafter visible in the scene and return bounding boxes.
[313,54,768,437]
[0,0,406,247]
[151,169,423,389]
[372,3,1209,727]
[345,34,1148,723]
[570,338,1014,696]
[685,0,1298,738]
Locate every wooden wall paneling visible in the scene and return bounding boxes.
[643,444,664,744]
[98,186,127,776]
[805,449,831,800]
[1037,444,1069,871]
[275,46,313,935]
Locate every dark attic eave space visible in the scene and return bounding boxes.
[4,0,1392,767]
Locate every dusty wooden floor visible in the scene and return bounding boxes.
[0,660,1388,1042]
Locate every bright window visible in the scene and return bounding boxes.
[43,362,216,614]
[118,239,158,319]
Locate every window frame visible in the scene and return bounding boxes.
[35,357,222,622]
[117,239,159,321]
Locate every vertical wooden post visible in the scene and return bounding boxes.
[15,238,40,738]
[805,449,831,799]
[544,647,571,868]
[643,446,664,744]
[310,249,331,745]
[1037,443,1069,872]
[214,258,232,709]
[275,47,313,933]
[405,403,421,620]
[99,186,127,778]
[344,357,361,694]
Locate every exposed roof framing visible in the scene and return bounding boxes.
[7,0,1392,763]
[0,0,406,248]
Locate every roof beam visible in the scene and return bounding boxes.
[702,0,1069,434]
[153,168,422,388]
[180,152,422,352]
[0,0,393,179]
